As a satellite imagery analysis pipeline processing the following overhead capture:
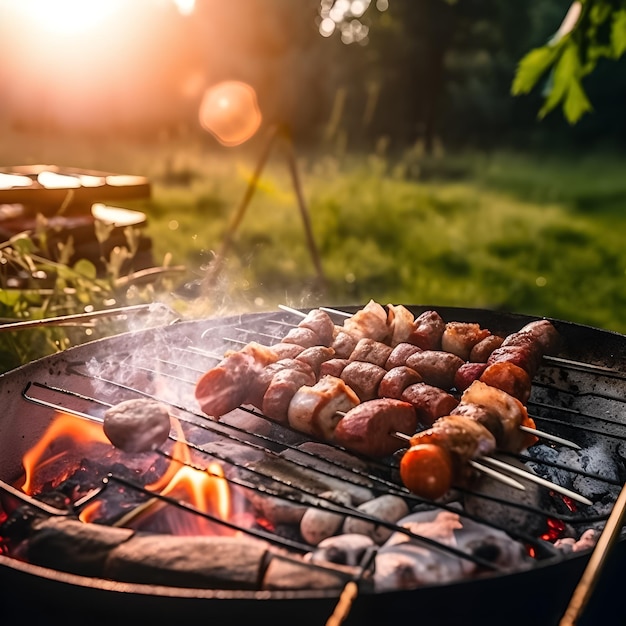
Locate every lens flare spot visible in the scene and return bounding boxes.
[199,81,262,147]
[536,276,547,287]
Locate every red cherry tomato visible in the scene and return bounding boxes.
[400,444,453,500]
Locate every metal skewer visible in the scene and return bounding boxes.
[478,456,592,506]
[391,431,526,492]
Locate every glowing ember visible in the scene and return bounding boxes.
[198,81,262,147]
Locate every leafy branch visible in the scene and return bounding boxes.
[512,0,626,123]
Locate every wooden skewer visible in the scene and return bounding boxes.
[559,481,626,625]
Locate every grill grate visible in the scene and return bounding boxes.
[1,304,626,613]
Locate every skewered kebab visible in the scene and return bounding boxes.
[194,303,580,502]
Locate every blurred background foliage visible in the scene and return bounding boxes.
[0,0,625,371]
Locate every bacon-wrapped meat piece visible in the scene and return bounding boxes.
[288,375,360,439]
[386,304,417,347]
[343,299,390,343]
[333,398,418,457]
[441,322,491,361]
[460,380,537,450]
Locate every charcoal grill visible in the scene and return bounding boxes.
[1,305,626,626]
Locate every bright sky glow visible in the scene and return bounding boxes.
[13,0,125,35]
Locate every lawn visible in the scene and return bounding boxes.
[129,141,626,334]
[2,129,626,367]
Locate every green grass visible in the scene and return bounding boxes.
[2,130,626,338]
[128,145,626,334]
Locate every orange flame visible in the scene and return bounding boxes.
[144,434,232,532]
[21,412,110,495]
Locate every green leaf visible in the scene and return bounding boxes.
[73,259,98,280]
[538,42,581,119]
[563,78,593,124]
[611,9,626,58]
[511,46,559,95]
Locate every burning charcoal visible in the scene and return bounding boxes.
[308,533,376,567]
[300,490,351,546]
[103,398,171,453]
[342,495,410,544]
[554,528,598,554]
[27,517,134,577]
[105,534,269,589]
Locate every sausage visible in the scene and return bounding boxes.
[340,361,387,402]
[262,367,317,423]
[298,309,335,346]
[479,361,532,404]
[296,346,336,378]
[268,342,306,360]
[282,326,321,348]
[319,358,350,378]
[246,359,314,410]
[405,350,464,390]
[331,329,359,359]
[349,338,393,368]
[407,310,446,350]
[469,334,504,363]
[384,342,423,370]
[401,383,459,427]
[195,352,254,417]
[454,362,488,392]
[378,366,422,399]
[332,398,418,457]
